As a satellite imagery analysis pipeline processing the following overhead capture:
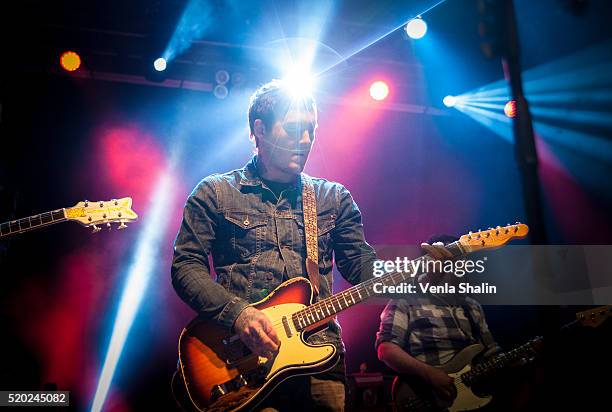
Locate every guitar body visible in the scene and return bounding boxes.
[178,277,338,412]
[393,344,493,412]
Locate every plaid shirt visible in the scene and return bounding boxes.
[375,296,500,366]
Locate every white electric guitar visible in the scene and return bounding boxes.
[392,305,612,412]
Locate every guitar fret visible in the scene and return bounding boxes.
[40,213,49,224]
[348,291,355,304]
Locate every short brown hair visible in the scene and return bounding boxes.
[247,79,317,139]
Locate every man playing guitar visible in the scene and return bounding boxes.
[171,80,452,411]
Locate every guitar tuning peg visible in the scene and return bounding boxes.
[92,225,101,233]
[107,223,112,230]
[118,222,127,230]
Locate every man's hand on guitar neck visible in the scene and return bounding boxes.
[233,306,281,359]
[420,242,454,260]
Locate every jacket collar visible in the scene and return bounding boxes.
[238,155,301,191]
[238,156,262,186]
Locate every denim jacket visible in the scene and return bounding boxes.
[171,156,377,349]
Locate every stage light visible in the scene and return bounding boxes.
[153,57,167,72]
[443,95,457,108]
[215,70,230,85]
[60,51,81,72]
[405,17,427,39]
[213,84,229,99]
[369,81,389,101]
[282,66,315,99]
[90,172,174,412]
[504,100,517,118]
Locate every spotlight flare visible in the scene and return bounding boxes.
[405,18,428,39]
[153,58,167,72]
[60,51,81,72]
[282,67,315,99]
[369,81,390,101]
[443,95,457,107]
[504,100,517,118]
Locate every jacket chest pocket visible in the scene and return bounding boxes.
[222,210,269,259]
[295,213,336,259]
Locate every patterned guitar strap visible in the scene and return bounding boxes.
[301,174,320,296]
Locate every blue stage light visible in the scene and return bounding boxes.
[153,57,167,72]
[443,95,457,107]
[282,66,316,99]
[405,17,428,39]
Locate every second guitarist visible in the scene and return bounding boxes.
[376,235,535,411]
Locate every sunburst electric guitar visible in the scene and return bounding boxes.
[177,223,529,412]
[0,197,138,238]
[391,305,611,412]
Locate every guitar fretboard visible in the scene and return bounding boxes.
[0,209,67,238]
[462,338,541,385]
[291,241,465,331]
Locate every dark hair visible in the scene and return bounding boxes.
[247,79,317,139]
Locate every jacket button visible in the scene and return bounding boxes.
[243,219,250,226]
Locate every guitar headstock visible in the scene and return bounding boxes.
[458,223,529,252]
[65,197,138,232]
[576,305,611,329]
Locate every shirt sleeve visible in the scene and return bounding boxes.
[466,298,502,356]
[171,176,249,331]
[331,183,378,285]
[375,299,410,350]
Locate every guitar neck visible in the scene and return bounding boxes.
[292,241,466,331]
[0,209,68,238]
[463,338,542,385]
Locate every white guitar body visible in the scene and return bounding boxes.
[392,344,493,412]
